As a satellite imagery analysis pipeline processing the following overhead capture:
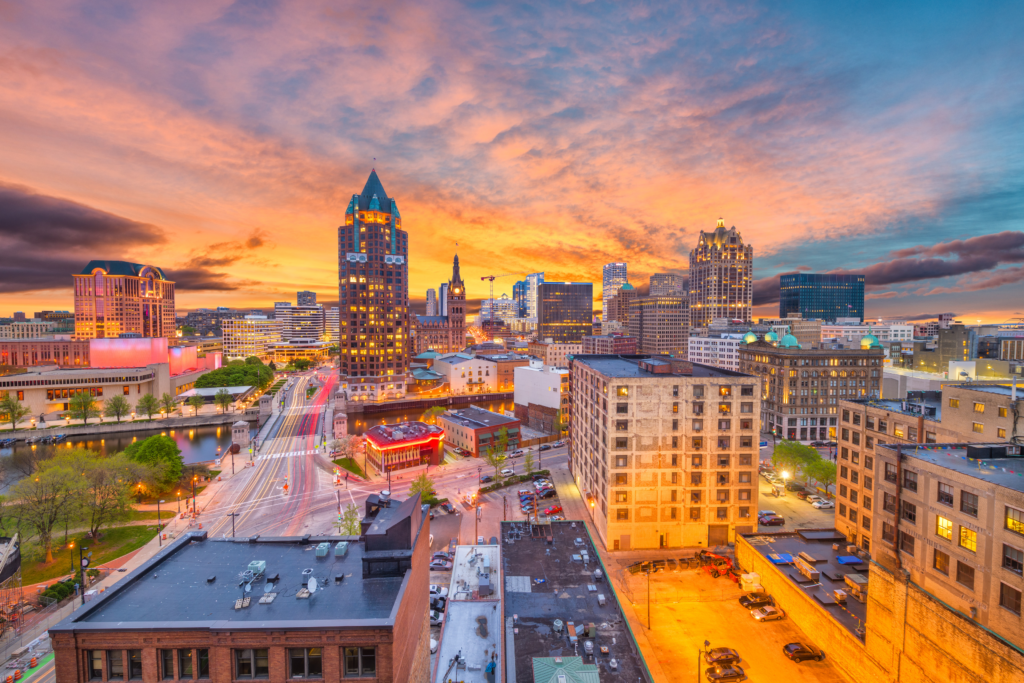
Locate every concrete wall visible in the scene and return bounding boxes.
[513,364,565,411]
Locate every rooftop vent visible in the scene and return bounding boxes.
[248,560,266,577]
[335,541,349,557]
[302,568,313,586]
[316,542,330,558]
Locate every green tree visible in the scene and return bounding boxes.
[136,393,159,419]
[268,361,278,371]
[58,450,145,538]
[555,408,567,435]
[179,325,197,336]
[244,356,263,366]
[482,427,510,481]
[424,406,446,425]
[103,395,132,423]
[523,451,536,477]
[409,473,436,500]
[159,393,177,417]
[0,393,31,431]
[122,435,184,491]
[770,440,820,479]
[214,388,233,414]
[806,460,837,492]
[194,363,273,391]
[187,395,205,417]
[337,502,362,536]
[11,456,83,562]
[68,392,101,424]
[292,359,312,371]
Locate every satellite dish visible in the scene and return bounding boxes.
[244,583,252,593]
[264,583,273,593]
[307,577,318,594]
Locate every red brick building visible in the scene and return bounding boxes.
[51,496,431,683]
[581,334,638,355]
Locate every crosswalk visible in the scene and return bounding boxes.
[258,449,320,460]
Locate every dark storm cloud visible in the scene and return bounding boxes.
[0,183,165,293]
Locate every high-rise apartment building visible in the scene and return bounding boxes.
[650,273,684,296]
[687,334,745,371]
[779,273,865,321]
[569,355,761,549]
[688,219,753,328]
[479,293,519,323]
[337,170,410,402]
[524,272,545,319]
[73,261,176,340]
[537,282,593,343]
[738,333,884,442]
[414,255,466,355]
[512,280,529,317]
[222,315,283,360]
[425,288,437,316]
[274,302,326,341]
[326,307,340,344]
[602,263,628,322]
[627,296,689,356]
[296,290,317,307]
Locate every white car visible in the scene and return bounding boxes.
[751,605,786,622]
[429,609,445,626]
[500,468,515,476]
[429,584,449,599]
[812,500,835,509]
[430,638,438,654]
[806,495,823,504]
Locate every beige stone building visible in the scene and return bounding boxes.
[569,354,760,550]
[222,316,283,361]
[940,382,1019,442]
[870,441,1024,650]
[527,340,580,367]
[627,295,689,356]
[756,313,823,348]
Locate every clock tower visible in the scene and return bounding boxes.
[447,254,466,348]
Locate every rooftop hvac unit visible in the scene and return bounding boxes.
[335,541,349,557]
[248,560,266,576]
[316,542,330,558]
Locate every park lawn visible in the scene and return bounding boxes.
[332,457,366,479]
[21,524,161,585]
[127,509,177,521]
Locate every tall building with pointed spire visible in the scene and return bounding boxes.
[414,255,466,354]
[337,170,410,402]
[688,218,753,328]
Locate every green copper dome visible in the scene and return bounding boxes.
[743,330,758,344]
[778,327,802,349]
[764,330,779,344]
[620,283,635,291]
[860,332,883,350]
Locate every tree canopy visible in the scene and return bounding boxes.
[194,361,273,390]
[122,435,184,490]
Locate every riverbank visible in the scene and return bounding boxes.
[0,411,257,440]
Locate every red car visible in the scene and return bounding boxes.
[759,515,785,527]
[543,505,563,515]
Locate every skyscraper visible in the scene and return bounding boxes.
[649,273,683,296]
[537,282,593,343]
[779,273,865,321]
[274,301,326,340]
[525,272,545,319]
[425,288,437,316]
[601,262,628,322]
[73,261,176,339]
[688,219,753,328]
[512,280,528,317]
[628,295,689,355]
[337,170,409,402]
[297,290,317,307]
[439,283,449,317]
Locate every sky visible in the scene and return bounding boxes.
[1,0,1023,323]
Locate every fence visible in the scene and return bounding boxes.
[0,598,78,664]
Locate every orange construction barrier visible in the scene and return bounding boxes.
[14,670,21,680]
[30,658,36,668]
[218,476,222,481]
[9,672,15,682]
[198,523,203,529]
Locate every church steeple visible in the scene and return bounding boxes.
[449,253,464,291]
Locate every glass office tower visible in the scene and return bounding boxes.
[537,282,594,342]
[779,273,865,321]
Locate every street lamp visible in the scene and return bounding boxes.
[177,491,181,514]
[697,641,710,683]
[68,541,75,578]
[157,500,164,546]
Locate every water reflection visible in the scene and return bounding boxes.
[347,400,512,435]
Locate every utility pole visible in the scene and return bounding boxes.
[227,512,240,537]
[157,500,164,546]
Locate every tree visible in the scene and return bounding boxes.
[136,393,160,419]
[244,356,263,366]
[194,363,274,391]
[68,392,101,424]
[268,362,278,370]
[159,393,177,417]
[59,450,144,538]
[482,427,510,481]
[292,359,312,371]
[523,451,536,477]
[214,388,233,414]
[424,406,446,425]
[806,460,837,492]
[770,440,819,479]
[555,408,567,435]
[179,325,197,336]
[0,393,31,431]
[409,473,436,500]
[11,457,83,562]
[187,395,205,417]
[337,503,361,536]
[103,395,132,423]
[123,435,184,490]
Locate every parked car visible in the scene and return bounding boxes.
[785,480,804,492]
[431,552,452,562]
[751,606,786,622]
[758,510,776,517]
[810,440,825,447]
[538,490,557,499]
[812,500,835,509]
[480,475,494,483]
[500,468,515,476]
[441,501,456,513]
[429,609,445,626]
[782,642,825,663]
[704,664,746,682]
[430,596,447,612]
[703,648,741,665]
[543,505,563,515]
[429,559,453,571]
[429,584,449,599]
[532,473,550,481]
[805,495,823,504]
[759,515,785,527]
[549,514,565,521]
[666,558,679,572]
[738,593,774,609]
[539,444,552,451]
[553,440,565,447]
[430,638,438,654]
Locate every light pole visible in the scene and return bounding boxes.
[698,641,710,683]
[227,512,240,537]
[192,475,197,516]
[176,491,181,514]
[79,546,90,604]
[68,541,75,578]
[157,500,164,546]
[646,567,652,630]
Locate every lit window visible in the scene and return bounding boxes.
[959,527,977,553]
[936,516,952,540]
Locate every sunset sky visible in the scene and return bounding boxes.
[1,1,1023,323]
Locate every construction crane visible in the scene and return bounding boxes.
[480,273,525,322]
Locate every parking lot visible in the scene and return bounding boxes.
[756,471,837,532]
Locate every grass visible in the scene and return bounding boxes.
[332,457,366,479]
[21,524,161,585]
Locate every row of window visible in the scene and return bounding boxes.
[612,453,754,471]
[87,648,375,681]
[615,385,753,398]
[614,485,753,502]
[614,506,753,521]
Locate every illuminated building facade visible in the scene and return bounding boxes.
[274,302,326,341]
[73,261,176,340]
[688,219,753,328]
[363,421,444,474]
[222,316,283,361]
[537,282,593,343]
[650,273,684,296]
[338,170,410,402]
[780,273,865,321]
[627,295,689,356]
[414,255,466,355]
[602,262,628,323]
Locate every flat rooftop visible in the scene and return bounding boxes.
[848,397,942,422]
[365,421,443,448]
[53,533,406,631]
[442,407,519,429]
[450,545,501,601]
[742,530,869,639]
[945,383,1021,398]
[501,521,649,683]
[433,601,501,683]
[878,442,1024,492]
[573,354,749,378]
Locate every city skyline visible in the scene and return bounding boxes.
[2,3,1023,324]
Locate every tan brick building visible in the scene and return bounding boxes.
[52,497,431,683]
[527,340,580,367]
[627,295,689,356]
[569,354,760,550]
[939,382,1019,442]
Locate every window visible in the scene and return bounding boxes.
[693,403,704,415]
[903,470,918,492]
[344,648,376,678]
[866,417,875,430]
[90,652,104,681]
[690,508,701,520]
[672,419,678,431]
[739,489,751,501]
[717,490,730,502]
[719,385,732,397]
[693,386,705,398]
[692,421,704,434]
[616,420,628,431]
[853,413,862,426]
[290,649,323,679]
[739,453,752,466]
[162,651,174,680]
[850,490,858,504]
[717,507,728,519]
[691,455,703,467]
[739,507,751,518]
[934,549,950,575]
[108,651,125,680]
[901,501,916,523]
[842,409,850,422]
[614,437,628,449]
[973,402,984,413]
[864,456,873,469]
[691,491,702,504]
[1000,584,1022,616]
[615,491,627,503]
[718,403,732,415]
[864,495,872,511]
[616,403,628,414]
[936,516,952,540]
[884,463,897,483]
[882,522,895,543]
[937,483,954,507]
[851,471,859,485]
[1008,507,1024,536]
[615,456,627,468]
[862,516,871,531]
[198,651,209,679]
[616,509,629,521]
[1003,545,1024,575]
[961,491,979,517]
[960,526,977,552]
[617,386,628,396]
[129,651,142,680]
[956,561,975,590]
[717,455,729,467]
[739,472,751,483]
[741,386,753,396]
[972,422,983,434]
[840,466,848,479]
[900,532,915,556]
[999,406,1008,418]
[948,398,960,408]
[614,474,628,486]
[672,402,679,414]
[740,402,753,414]
[236,650,270,679]
[839,503,847,517]
[179,650,194,679]
[878,419,887,433]
[849,509,858,524]
[999,428,1007,439]
[839,484,848,498]
[672,436,679,448]
[883,493,896,513]
[690,473,702,485]
[718,419,731,430]
[717,437,730,450]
